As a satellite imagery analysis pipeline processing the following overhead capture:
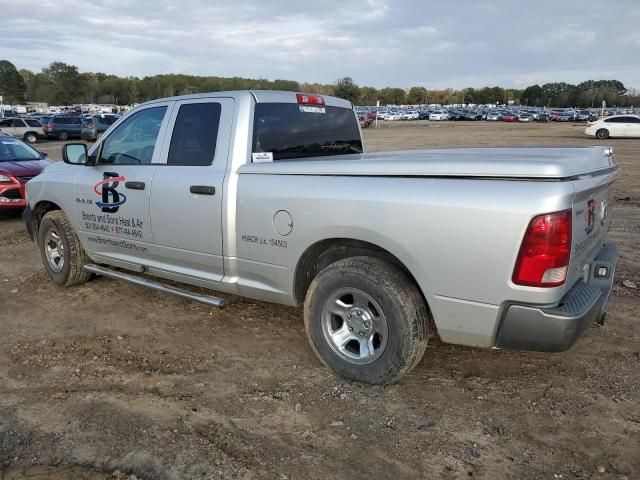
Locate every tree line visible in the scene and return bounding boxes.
[1,60,638,108]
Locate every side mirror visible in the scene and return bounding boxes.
[39,151,48,157]
[62,143,88,165]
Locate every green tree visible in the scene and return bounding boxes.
[357,86,379,106]
[407,86,427,105]
[379,87,406,105]
[41,62,84,104]
[0,60,27,103]
[333,77,360,103]
[521,84,544,106]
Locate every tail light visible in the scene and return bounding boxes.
[297,93,325,105]
[512,209,572,287]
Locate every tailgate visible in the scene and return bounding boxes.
[566,169,618,289]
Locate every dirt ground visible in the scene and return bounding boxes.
[0,122,638,480]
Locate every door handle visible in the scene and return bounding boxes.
[190,185,216,195]
[125,181,145,190]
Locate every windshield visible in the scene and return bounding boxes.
[252,103,362,161]
[0,137,42,162]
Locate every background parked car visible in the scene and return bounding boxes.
[0,133,49,210]
[585,115,640,139]
[0,118,44,143]
[576,110,591,122]
[41,116,84,140]
[517,112,533,122]
[502,112,518,122]
[80,114,119,141]
[429,110,449,121]
[556,112,575,122]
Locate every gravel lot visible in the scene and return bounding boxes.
[0,122,638,480]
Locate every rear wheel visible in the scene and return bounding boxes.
[24,132,38,144]
[57,131,69,141]
[304,256,429,384]
[596,128,610,139]
[38,211,91,287]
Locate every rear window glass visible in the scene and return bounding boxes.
[26,119,41,127]
[99,116,118,126]
[252,103,362,161]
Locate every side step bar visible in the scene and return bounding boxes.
[84,264,227,308]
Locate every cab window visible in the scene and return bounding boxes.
[99,107,167,165]
[167,103,221,166]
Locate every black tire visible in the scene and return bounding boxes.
[596,128,610,139]
[38,210,91,287]
[24,132,38,144]
[304,256,429,384]
[57,131,69,141]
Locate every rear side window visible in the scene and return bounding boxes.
[252,103,362,161]
[167,103,221,166]
[26,119,41,127]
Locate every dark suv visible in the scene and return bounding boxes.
[81,114,119,141]
[42,116,83,140]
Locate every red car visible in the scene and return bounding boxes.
[502,113,518,122]
[0,134,49,210]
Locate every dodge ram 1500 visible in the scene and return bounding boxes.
[24,91,619,384]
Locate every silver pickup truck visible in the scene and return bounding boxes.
[23,91,619,384]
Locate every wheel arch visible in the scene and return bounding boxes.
[31,200,62,240]
[293,238,427,307]
[23,131,39,140]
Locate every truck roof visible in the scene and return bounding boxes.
[139,90,352,109]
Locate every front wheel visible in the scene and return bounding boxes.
[304,257,429,384]
[57,131,69,141]
[24,132,38,144]
[596,128,610,139]
[38,210,92,287]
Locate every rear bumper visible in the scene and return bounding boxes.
[495,243,618,352]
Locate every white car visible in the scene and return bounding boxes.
[585,115,640,139]
[402,111,419,120]
[429,110,449,121]
[385,112,402,121]
[0,117,45,143]
[486,112,501,121]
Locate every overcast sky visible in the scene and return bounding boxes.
[2,0,640,89]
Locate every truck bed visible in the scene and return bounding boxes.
[240,146,615,179]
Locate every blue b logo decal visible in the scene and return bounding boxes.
[94,172,127,213]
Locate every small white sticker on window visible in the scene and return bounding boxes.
[299,105,326,114]
[252,152,273,163]
[0,139,20,145]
